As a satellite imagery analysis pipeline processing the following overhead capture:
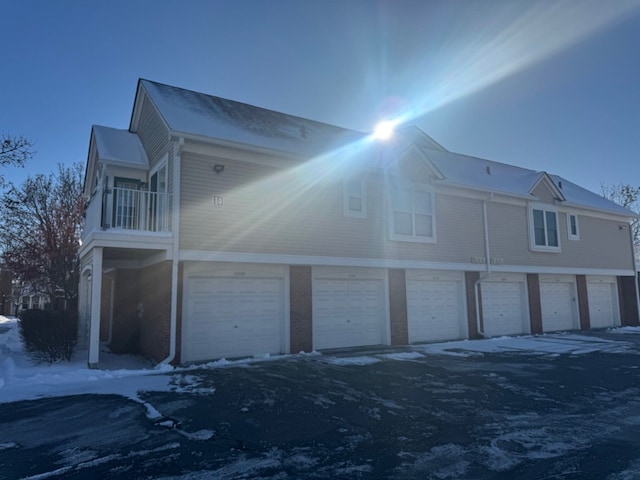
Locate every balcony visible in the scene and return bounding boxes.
[83,185,173,242]
[111,187,171,231]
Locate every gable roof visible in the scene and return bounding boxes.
[92,125,148,168]
[136,79,368,158]
[420,147,635,217]
[126,79,634,218]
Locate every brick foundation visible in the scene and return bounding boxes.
[465,271,481,338]
[290,266,312,353]
[388,269,408,345]
[527,274,543,335]
[576,275,590,330]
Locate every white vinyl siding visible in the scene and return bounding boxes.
[389,184,436,243]
[529,203,560,252]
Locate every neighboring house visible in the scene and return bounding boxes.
[79,79,639,368]
[0,264,13,316]
[12,281,49,315]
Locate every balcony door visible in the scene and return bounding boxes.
[149,165,167,231]
[113,177,140,229]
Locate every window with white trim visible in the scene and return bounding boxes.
[389,184,436,243]
[529,204,560,251]
[567,213,579,240]
[343,179,366,218]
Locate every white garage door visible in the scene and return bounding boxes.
[407,274,465,343]
[587,277,619,328]
[314,275,385,350]
[183,276,284,362]
[540,280,576,332]
[481,277,528,337]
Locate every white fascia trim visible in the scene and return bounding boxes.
[173,131,306,164]
[432,180,535,202]
[180,250,480,271]
[79,232,173,258]
[488,263,634,277]
[529,172,565,201]
[179,250,635,277]
[134,82,172,132]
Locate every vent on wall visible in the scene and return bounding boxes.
[485,166,491,175]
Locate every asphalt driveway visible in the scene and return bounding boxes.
[3,330,640,479]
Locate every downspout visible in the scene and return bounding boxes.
[474,194,493,337]
[159,136,184,366]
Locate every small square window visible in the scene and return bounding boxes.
[343,179,367,218]
[567,213,579,240]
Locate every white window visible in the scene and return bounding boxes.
[389,184,436,243]
[567,213,579,240]
[529,203,560,252]
[343,179,366,218]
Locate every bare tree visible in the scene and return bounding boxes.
[0,134,33,186]
[601,182,640,259]
[0,163,85,309]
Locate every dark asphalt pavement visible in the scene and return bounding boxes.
[2,331,640,479]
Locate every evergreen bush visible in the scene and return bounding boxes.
[18,309,78,363]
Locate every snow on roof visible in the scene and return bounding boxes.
[549,174,637,217]
[135,79,634,217]
[421,147,635,217]
[423,148,541,197]
[93,125,149,169]
[140,79,367,158]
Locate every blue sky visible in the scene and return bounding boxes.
[2,0,640,195]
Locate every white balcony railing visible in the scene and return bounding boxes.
[110,187,171,232]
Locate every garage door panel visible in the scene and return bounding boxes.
[482,282,527,337]
[588,282,618,328]
[540,282,575,332]
[313,277,385,350]
[407,279,463,343]
[184,276,284,362]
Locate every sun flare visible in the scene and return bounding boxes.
[373,120,395,141]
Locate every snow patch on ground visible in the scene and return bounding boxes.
[609,326,640,334]
[323,356,381,366]
[382,351,425,361]
[417,333,632,357]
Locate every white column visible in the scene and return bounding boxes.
[88,247,103,368]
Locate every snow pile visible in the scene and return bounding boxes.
[0,316,172,404]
